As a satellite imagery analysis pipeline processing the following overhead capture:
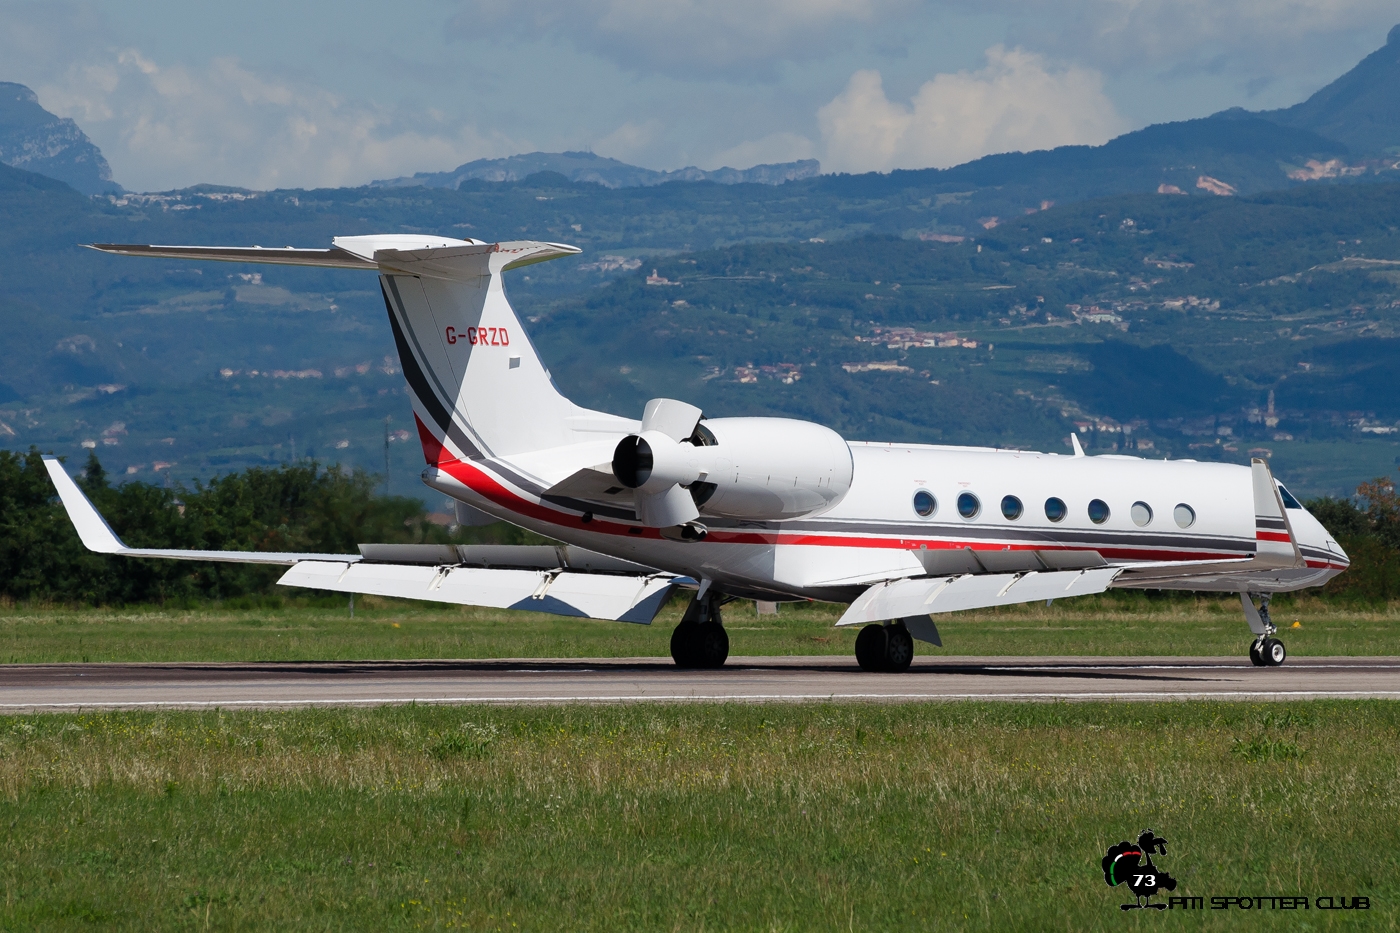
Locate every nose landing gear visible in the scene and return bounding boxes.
[1241,593,1287,667]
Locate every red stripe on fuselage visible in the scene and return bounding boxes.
[1255,530,1292,543]
[435,456,1252,564]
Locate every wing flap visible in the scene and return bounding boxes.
[278,561,679,623]
[837,568,1121,626]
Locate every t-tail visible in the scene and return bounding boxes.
[89,235,635,467]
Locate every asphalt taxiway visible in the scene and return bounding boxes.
[0,655,1397,710]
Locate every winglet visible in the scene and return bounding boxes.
[42,457,128,553]
[1070,433,1086,457]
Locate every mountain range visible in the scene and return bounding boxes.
[371,151,823,189]
[1260,23,1400,155]
[2,28,1400,500]
[0,82,121,196]
[3,25,1398,202]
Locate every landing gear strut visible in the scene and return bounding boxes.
[854,620,915,673]
[671,589,729,669]
[1242,593,1287,667]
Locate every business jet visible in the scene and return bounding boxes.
[46,234,1350,671]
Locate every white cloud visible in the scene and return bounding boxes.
[447,0,914,78]
[35,50,525,191]
[592,120,665,162]
[818,47,1127,174]
[706,133,816,169]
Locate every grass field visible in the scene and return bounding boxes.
[0,593,1397,664]
[0,701,1395,930]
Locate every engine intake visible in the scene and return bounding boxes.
[611,416,852,525]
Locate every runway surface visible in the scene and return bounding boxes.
[1,655,1398,710]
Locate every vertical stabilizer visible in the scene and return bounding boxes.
[356,238,608,462]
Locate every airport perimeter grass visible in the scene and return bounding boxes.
[0,593,1397,663]
[0,701,1395,931]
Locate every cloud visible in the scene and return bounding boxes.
[707,133,817,170]
[592,120,665,162]
[33,49,524,191]
[817,47,1127,174]
[446,0,913,79]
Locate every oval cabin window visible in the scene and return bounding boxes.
[1001,495,1023,520]
[1088,499,1111,524]
[1044,497,1067,522]
[1174,503,1196,528]
[913,490,936,517]
[957,492,980,519]
[1131,501,1153,526]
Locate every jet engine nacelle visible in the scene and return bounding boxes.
[613,416,853,525]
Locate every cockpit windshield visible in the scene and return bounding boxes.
[1278,484,1303,510]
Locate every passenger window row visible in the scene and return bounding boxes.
[912,490,1196,528]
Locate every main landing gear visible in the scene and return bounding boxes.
[1241,593,1287,667]
[855,620,915,673]
[671,588,729,669]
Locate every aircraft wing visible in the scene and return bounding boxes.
[43,457,357,564]
[44,457,686,624]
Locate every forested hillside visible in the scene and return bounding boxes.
[2,162,1399,498]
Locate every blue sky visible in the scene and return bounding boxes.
[3,0,1395,191]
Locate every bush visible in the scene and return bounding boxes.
[1307,476,1400,603]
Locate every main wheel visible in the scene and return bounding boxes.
[694,622,729,669]
[855,624,887,672]
[1248,640,1267,667]
[884,624,914,673]
[1263,637,1287,667]
[671,620,699,668]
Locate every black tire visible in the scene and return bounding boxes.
[695,623,729,669]
[855,624,887,672]
[1249,640,1267,667]
[884,624,914,673]
[1263,637,1287,667]
[671,620,699,668]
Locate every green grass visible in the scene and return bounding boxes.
[0,701,1395,930]
[0,593,1397,664]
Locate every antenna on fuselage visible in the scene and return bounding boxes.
[1070,433,1086,458]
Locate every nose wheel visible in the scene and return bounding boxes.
[1250,636,1287,667]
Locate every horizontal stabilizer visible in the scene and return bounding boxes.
[279,561,681,624]
[87,243,377,269]
[837,568,1120,626]
[86,236,582,277]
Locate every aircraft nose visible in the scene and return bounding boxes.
[1327,537,1350,569]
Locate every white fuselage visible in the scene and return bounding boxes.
[424,439,1349,602]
